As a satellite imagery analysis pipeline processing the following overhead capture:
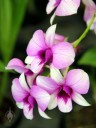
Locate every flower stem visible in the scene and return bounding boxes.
[72,11,96,48]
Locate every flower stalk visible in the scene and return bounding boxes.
[72,10,96,48]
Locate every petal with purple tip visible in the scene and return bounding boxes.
[57,97,72,113]
[23,103,34,120]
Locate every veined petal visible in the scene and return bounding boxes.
[6,58,28,73]
[48,91,58,110]
[38,107,51,119]
[30,56,44,73]
[45,24,57,47]
[27,30,47,56]
[65,69,90,94]
[19,73,30,92]
[23,103,34,120]
[52,42,75,69]
[72,92,90,106]
[16,102,23,109]
[31,86,50,111]
[50,65,64,85]
[36,76,58,94]
[55,0,80,16]
[57,97,72,113]
[46,0,57,14]
[12,78,28,102]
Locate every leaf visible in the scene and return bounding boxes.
[0,61,6,72]
[78,47,96,67]
[0,0,28,63]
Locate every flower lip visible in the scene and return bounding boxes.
[38,48,53,64]
[56,0,61,6]
[58,85,72,103]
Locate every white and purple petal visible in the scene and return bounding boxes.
[65,69,90,94]
[12,78,28,102]
[31,86,50,111]
[52,42,75,69]
[6,58,28,73]
[36,76,58,94]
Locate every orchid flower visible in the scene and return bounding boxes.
[12,73,50,119]
[46,0,81,24]
[26,25,75,73]
[37,66,90,113]
[82,0,96,33]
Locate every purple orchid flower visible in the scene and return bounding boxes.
[46,0,81,24]
[36,66,90,113]
[26,25,75,73]
[12,73,50,119]
[82,0,96,33]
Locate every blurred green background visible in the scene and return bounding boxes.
[0,0,96,128]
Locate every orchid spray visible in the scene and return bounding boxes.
[6,0,96,120]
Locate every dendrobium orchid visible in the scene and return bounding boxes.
[37,66,90,113]
[26,25,75,73]
[46,0,81,24]
[12,73,50,119]
[82,0,96,33]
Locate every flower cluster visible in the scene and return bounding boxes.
[6,0,94,120]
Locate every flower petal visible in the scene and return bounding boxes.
[16,102,23,109]
[83,0,96,22]
[36,76,58,94]
[12,78,28,102]
[57,97,72,113]
[52,42,75,69]
[55,0,80,16]
[54,34,65,44]
[38,107,51,119]
[30,56,44,73]
[6,58,28,73]
[23,103,34,120]
[19,73,30,92]
[46,0,57,14]
[50,65,64,84]
[72,92,90,106]
[48,91,58,110]
[65,69,90,94]
[31,86,50,111]
[45,24,57,47]
[25,56,35,64]
[27,30,47,56]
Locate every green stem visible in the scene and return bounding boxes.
[72,11,96,48]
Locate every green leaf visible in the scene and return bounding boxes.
[0,61,6,72]
[0,0,28,63]
[78,47,96,67]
